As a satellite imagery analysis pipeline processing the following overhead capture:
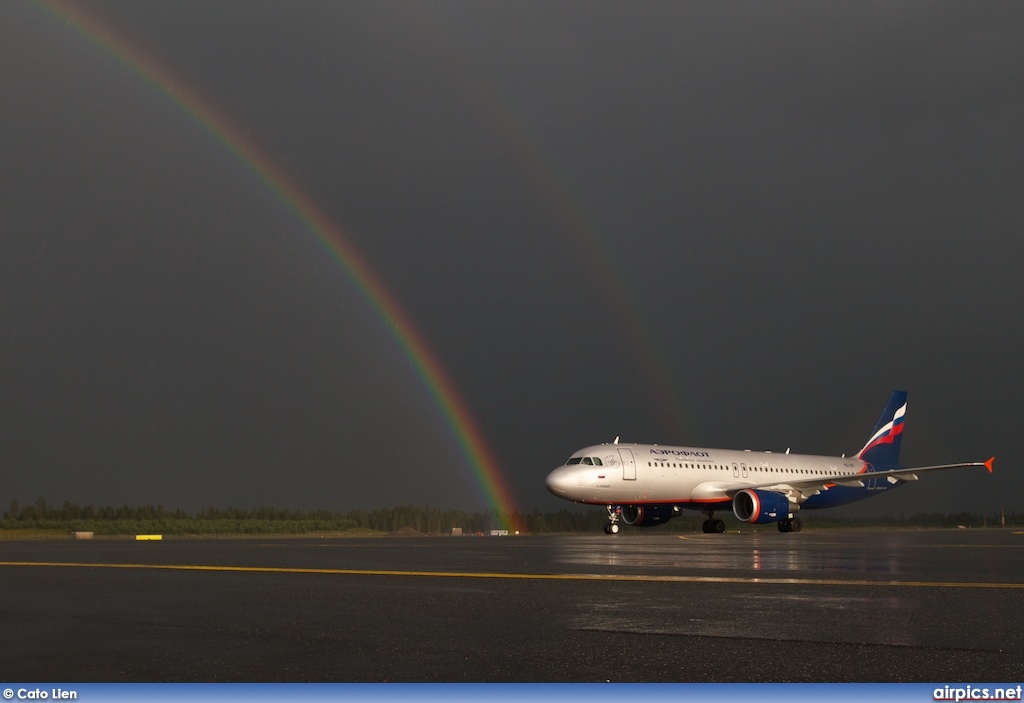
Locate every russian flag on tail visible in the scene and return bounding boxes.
[857,390,908,467]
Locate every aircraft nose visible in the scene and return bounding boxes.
[545,465,573,497]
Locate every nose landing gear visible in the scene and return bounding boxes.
[604,505,621,534]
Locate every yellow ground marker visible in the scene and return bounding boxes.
[134,535,163,541]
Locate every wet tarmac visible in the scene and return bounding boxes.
[1,529,1022,682]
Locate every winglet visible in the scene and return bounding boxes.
[985,456,995,473]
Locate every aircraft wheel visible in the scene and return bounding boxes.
[607,523,620,535]
[790,517,802,532]
[713,519,726,533]
[778,519,792,533]
[701,520,711,533]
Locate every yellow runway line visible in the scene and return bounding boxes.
[1,560,1023,589]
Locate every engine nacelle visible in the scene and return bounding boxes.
[732,489,791,524]
[620,504,675,527]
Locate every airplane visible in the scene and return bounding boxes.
[545,390,994,533]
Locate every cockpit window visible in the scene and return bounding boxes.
[567,455,605,465]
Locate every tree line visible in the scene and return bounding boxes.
[2,498,597,535]
[1,497,1019,536]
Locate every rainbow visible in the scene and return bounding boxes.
[37,1,519,528]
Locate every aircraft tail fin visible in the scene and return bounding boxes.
[857,390,908,467]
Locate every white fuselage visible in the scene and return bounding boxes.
[546,442,871,510]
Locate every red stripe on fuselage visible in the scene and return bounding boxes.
[573,497,731,506]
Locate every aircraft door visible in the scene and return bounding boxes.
[618,448,636,481]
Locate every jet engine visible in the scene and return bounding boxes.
[620,504,675,527]
[732,489,791,524]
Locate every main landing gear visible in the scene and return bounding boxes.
[778,516,803,533]
[702,512,725,533]
[604,505,621,534]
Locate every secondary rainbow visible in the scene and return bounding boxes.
[39,1,519,526]
[406,9,697,440]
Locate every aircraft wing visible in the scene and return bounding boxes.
[728,458,994,506]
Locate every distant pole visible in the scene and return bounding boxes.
[1001,509,1005,528]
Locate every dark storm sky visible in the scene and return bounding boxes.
[2,1,1021,516]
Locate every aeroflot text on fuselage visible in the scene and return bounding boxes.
[650,449,711,457]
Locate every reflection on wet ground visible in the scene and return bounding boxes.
[553,530,1024,581]
[555,530,1024,650]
